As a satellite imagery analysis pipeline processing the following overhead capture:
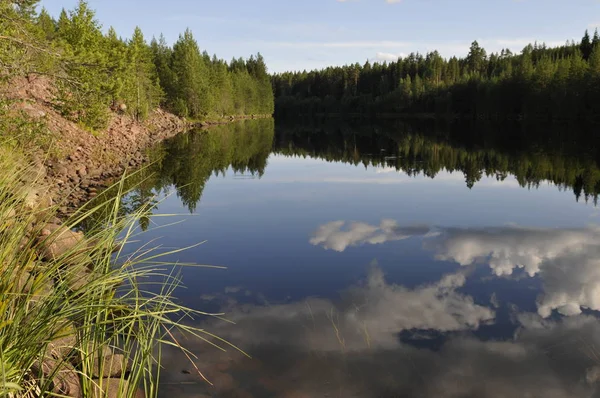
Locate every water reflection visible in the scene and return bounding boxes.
[311,221,600,319]
[153,120,273,212]
[110,119,600,397]
[160,259,600,397]
[109,119,600,229]
[158,222,600,397]
[275,120,600,203]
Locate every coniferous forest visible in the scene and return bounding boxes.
[1,0,274,131]
[272,31,600,121]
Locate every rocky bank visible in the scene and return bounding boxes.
[6,76,190,216]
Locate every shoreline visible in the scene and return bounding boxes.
[4,97,272,398]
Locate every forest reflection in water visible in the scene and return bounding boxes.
[107,118,600,397]
[111,118,600,222]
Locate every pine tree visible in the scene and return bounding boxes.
[123,26,162,120]
[56,0,111,129]
[581,30,592,60]
[105,26,127,105]
[171,29,209,117]
[151,35,176,107]
[37,8,57,41]
[11,0,40,18]
[589,44,600,74]
[0,0,53,81]
[466,41,487,76]
[56,9,70,39]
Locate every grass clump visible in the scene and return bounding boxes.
[0,144,226,397]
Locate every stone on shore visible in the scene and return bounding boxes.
[37,223,85,260]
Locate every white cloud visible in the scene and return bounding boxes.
[374,51,406,62]
[310,219,432,252]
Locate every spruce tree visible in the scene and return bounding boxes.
[56,0,111,129]
[37,8,57,41]
[593,29,600,49]
[581,30,593,60]
[171,29,209,117]
[123,27,162,120]
[151,34,176,106]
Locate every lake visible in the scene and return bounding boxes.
[121,119,600,398]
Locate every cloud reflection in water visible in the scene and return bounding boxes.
[311,220,600,318]
[159,221,600,397]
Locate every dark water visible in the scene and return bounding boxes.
[123,119,600,397]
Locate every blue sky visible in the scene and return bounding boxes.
[39,0,600,73]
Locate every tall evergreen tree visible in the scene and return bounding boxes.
[170,29,209,117]
[37,8,57,41]
[581,30,593,60]
[123,27,162,120]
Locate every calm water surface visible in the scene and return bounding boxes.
[123,119,600,397]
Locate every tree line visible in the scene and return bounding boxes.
[272,31,600,121]
[1,0,273,131]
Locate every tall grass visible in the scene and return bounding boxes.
[0,145,229,397]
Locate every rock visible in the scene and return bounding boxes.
[32,359,82,398]
[37,193,53,209]
[88,168,101,178]
[17,270,53,300]
[23,187,39,210]
[60,265,94,292]
[37,224,85,260]
[46,330,78,361]
[54,164,68,176]
[16,271,34,293]
[91,378,139,398]
[92,351,129,378]
[40,222,62,236]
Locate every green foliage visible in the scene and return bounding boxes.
[154,29,274,119]
[1,1,273,132]
[122,27,162,120]
[0,99,53,153]
[0,147,239,397]
[54,0,111,129]
[36,7,57,41]
[273,30,600,121]
[0,0,55,82]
